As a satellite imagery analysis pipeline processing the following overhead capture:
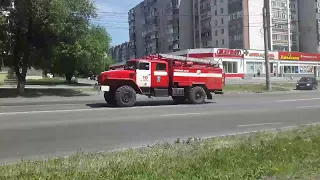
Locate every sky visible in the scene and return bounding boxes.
[92,0,141,46]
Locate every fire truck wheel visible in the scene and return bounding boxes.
[115,85,136,107]
[104,92,116,105]
[189,86,206,104]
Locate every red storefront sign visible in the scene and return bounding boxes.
[278,52,301,60]
[248,52,275,59]
[300,53,320,61]
[279,52,320,61]
[215,49,243,58]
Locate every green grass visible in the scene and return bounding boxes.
[0,73,6,85]
[0,125,320,179]
[223,83,293,92]
[26,78,74,85]
[26,78,92,86]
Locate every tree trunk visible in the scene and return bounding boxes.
[65,73,72,83]
[17,77,26,94]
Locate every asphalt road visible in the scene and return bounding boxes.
[0,91,320,164]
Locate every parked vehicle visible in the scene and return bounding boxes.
[88,75,97,80]
[296,77,318,90]
[97,53,225,107]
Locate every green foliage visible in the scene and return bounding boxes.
[0,0,112,90]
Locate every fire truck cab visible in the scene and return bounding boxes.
[98,54,224,107]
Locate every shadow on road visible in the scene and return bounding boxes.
[0,88,91,98]
[86,100,214,108]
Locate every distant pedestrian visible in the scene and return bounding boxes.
[257,68,261,77]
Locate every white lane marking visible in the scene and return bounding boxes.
[0,103,82,108]
[295,105,320,109]
[277,98,320,102]
[0,104,196,116]
[160,113,203,117]
[0,108,105,116]
[237,122,283,127]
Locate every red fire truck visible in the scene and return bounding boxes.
[97,53,225,107]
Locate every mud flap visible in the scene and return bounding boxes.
[206,92,213,99]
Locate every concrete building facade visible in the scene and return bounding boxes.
[193,0,229,48]
[127,0,319,57]
[298,0,320,53]
[226,0,299,51]
[109,42,130,63]
[128,0,194,58]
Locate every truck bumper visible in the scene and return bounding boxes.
[100,85,110,92]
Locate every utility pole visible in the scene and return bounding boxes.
[263,3,271,91]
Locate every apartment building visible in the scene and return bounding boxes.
[269,0,299,51]
[128,0,194,58]
[109,42,130,63]
[298,0,320,53]
[193,0,229,48]
[226,0,299,51]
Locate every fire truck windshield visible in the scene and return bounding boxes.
[124,61,137,70]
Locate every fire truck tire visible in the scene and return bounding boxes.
[104,92,116,105]
[188,86,206,104]
[115,85,136,107]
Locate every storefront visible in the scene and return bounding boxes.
[278,52,320,77]
[169,48,320,78]
[109,48,320,78]
[243,50,279,77]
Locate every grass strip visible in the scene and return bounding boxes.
[223,83,295,92]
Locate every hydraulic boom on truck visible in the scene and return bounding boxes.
[97,53,224,107]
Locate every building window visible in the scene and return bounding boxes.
[202,41,208,47]
[215,20,217,26]
[216,40,218,46]
[221,29,224,34]
[221,18,224,24]
[215,30,218,36]
[214,0,216,5]
[246,62,263,74]
[284,66,299,73]
[222,39,224,45]
[223,61,238,73]
[215,10,217,15]
[220,8,224,14]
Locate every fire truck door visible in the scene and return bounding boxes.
[152,62,169,88]
[136,62,151,87]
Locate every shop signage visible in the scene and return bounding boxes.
[279,53,300,60]
[300,53,320,61]
[215,49,242,57]
[243,50,275,59]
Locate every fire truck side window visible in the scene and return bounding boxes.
[156,63,166,71]
[138,62,149,70]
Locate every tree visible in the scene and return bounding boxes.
[1,0,67,93]
[2,0,111,92]
[2,0,98,92]
[50,0,97,81]
[52,24,112,79]
[77,25,112,76]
